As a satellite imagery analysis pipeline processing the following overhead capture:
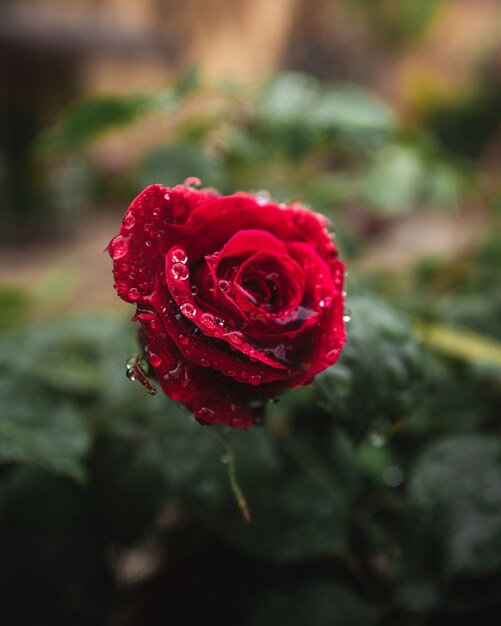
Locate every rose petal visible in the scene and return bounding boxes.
[138,312,254,428]
[110,184,217,304]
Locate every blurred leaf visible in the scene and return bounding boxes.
[224,429,359,562]
[138,144,223,189]
[0,379,89,482]
[257,73,395,156]
[410,435,501,577]
[0,286,31,329]
[315,294,424,438]
[249,580,377,626]
[39,94,152,153]
[415,321,501,374]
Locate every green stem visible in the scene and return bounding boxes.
[213,426,251,524]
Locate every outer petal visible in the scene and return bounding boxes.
[109,184,217,304]
[137,312,254,428]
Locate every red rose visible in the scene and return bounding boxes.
[109,182,346,428]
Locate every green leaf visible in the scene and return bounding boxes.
[410,435,501,577]
[39,94,152,153]
[0,379,90,482]
[138,144,223,189]
[315,294,424,438]
[415,320,501,375]
[260,72,395,137]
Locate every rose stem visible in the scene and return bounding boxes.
[212,425,252,524]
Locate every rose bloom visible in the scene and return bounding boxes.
[109,181,346,428]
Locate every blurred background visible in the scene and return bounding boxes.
[1,1,501,625]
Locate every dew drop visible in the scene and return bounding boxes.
[125,365,136,381]
[196,407,215,421]
[143,222,154,233]
[227,370,236,377]
[191,285,199,296]
[110,236,129,260]
[149,353,162,367]
[200,312,216,329]
[145,240,153,247]
[319,296,332,309]
[224,331,243,345]
[128,287,140,301]
[164,192,171,202]
[200,358,210,367]
[218,279,230,293]
[180,302,197,318]
[255,190,270,205]
[323,348,340,364]
[123,213,136,230]
[343,313,351,323]
[178,334,189,345]
[120,263,129,272]
[170,263,189,280]
[170,248,188,264]
[184,176,202,188]
[249,374,262,384]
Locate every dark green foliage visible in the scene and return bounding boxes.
[315,294,425,438]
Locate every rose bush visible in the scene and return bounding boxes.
[109,181,346,427]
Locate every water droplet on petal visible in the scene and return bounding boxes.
[184,176,202,188]
[319,296,332,309]
[126,365,136,381]
[143,222,154,234]
[170,263,189,280]
[191,285,198,296]
[249,374,262,384]
[164,192,171,202]
[224,331,243,345]
[218,279,230,293]
[180,302,196,318]
[200,358,210,367]
[255,190,270,205]
[227,370,236,377]
[178,334,189,345]
[123,213,136,230]
[343,314,351,323]
[195,407,215,421]
[149,353,162,367]
[170,248,188,264]
[145,240,153,247]
[200,312,216,329]
[323,348,340,365]
[152,207,161,217]
[128,287,140,301]
[110,236,129,260]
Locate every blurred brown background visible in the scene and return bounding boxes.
[1,0,500,314]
